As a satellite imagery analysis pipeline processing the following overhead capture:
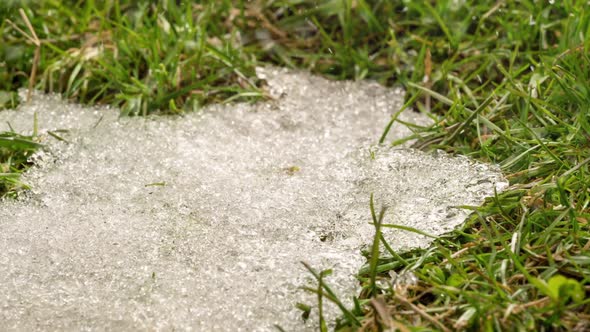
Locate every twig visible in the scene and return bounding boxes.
[20,9,41,103]
[394,293,451,332]
[423,48,432,113]
[440,240,483,265]
[481,1,504,20]
[370,297,411,332]
[5,9,41,103]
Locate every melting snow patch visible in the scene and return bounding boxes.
[0,67,507,331]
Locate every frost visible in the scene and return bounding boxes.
[0,67,507,331]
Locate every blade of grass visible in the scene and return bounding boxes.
[368,193,387,296]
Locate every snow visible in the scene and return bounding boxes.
[0,67,507,331]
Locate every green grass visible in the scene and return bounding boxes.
[2,0,590,330]
[0,130,42,198]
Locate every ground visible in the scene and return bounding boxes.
[1,1,589,331]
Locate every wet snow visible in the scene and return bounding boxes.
[0,67,507,331]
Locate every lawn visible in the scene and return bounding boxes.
[1,0,589,330]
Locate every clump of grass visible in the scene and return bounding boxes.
[292,1,590,331]
[0,129,42,198]
[1,1,265,114]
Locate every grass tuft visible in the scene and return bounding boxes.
[0,129,42,198]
